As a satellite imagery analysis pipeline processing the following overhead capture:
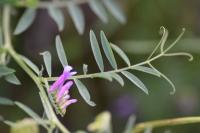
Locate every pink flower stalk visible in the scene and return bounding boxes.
[49,66,77,114]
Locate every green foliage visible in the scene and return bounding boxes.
[55,35,68,67]
[88,0,108,23]
[0,97,14,106]
[21,56,40,75]
[0,65,15,77]
[100,31,117,69]
[90,30,104,72]
[74,79,96,107]
[0,0,38,7]
[40,51,52,77]
[122,71,149,95]
[5,73,21,85]
[48,6,64,32]
[67,2,85,34]
[111,43,131,66]
[14,9,36,35]
[102,0,126,24]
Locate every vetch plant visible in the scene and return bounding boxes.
[0,1,199,133]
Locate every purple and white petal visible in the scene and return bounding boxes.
[56,81,73,102]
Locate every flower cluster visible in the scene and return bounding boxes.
[49,66,77,116]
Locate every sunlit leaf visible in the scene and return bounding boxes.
[14,9,36,35]
[83,64,88,75]
[0,97,14,106]
[88,111,112,133]
[21,56,40,75]
[0,65,15,77]
[100,31,117,69]
[40,51,52,77]
[124,115,136,133]
[133,66,161,77]
[5,74,21,85]
[102,0,126,24]
[90,30,104,72]
[48,6,65,31]
[111,43,130,66]
[10,118,39,133]
[110,73,124,86]
[55,35,68,67]
[15,102,43,125]
[74,79,96,106]
[121,71,149,94]
[67,2,85,34]
[88,0,108,23]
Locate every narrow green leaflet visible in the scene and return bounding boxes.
[55,35,68,67]
[3,120,15,127]
[102,0,126,24]
[48,6,65,31]
[21,56,40,75]
[100,31,117,69]
[110,73,124,86]
[93,73,113,82]
[83,64,88,75]
[133,66,161,77]
[67,2,85,34]
[74,79,96,107]
[5,74,21,85]
[90,30,104,72]
[121,71,149,95]
[14,9,36,35]
[111,43,130,66]
[124,115,136,133]
[88,0,108,23]
[40,51,52,77]
[0,97,14,106]
[15,102,44,125]
[0,65,15,77]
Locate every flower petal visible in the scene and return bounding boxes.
[49,74,65,92]
[61,99,77,109]
[56,81,73,102]
[64,66,73,73]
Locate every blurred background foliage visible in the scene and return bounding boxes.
[0,0,200,132]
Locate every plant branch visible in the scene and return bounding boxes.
[20,0,89,8]
[44,53,164,81]
[133,116,200,133]
[3,5,70,133]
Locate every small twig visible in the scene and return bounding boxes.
[20,0,89,8]
[133,116,200,133]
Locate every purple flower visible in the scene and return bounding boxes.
[49,66,77,114]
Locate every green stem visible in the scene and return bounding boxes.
[133,116,200,133]
[3,5,70,133]
[44,53,163,81]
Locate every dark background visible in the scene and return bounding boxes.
[0,0,200,132]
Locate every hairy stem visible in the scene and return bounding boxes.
[3,5,70,133]
[133,116,200,133]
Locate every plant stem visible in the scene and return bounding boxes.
[3,5,70,133]
[44,53,163,81]
[133,116,200,133]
